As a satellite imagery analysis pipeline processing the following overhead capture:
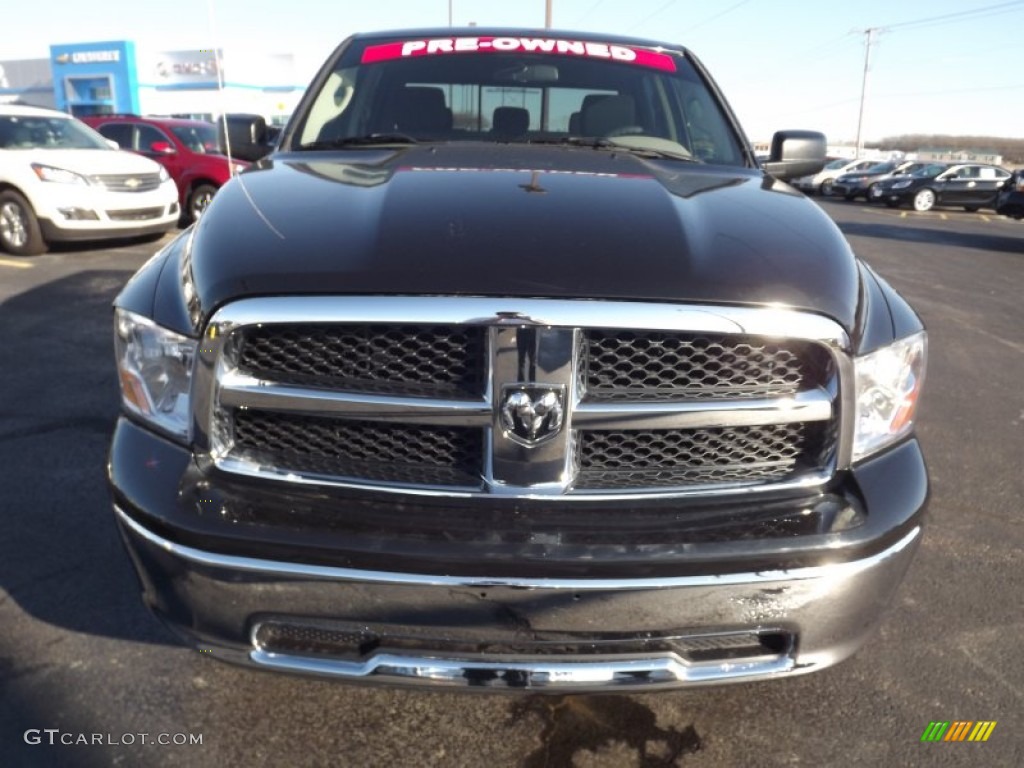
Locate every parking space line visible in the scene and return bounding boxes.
[0,257,33,269]
[855,206,1011,225]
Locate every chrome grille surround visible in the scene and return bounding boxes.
[192,298,852,499]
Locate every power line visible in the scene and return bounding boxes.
[847,1,1024,157]
[784,98,861,117]
[739,33,860,86]
[627,0,678,33]
[685,0,754,34]
[574,0,609,25]
[885,0,1024,31]
[874,83,1024,98]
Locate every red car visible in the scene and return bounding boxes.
[81,115,248,223]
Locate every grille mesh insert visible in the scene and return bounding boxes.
[236,324,486,397]
[254,619,792,662]
[577,423,826,489]
[231,410,483,487]
[106,206,165,221]
[585,331,831,400]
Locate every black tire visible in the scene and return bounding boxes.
[187,183,218,223]
[0,190,46,256]
[819,178,835,197]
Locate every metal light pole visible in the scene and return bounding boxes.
[854,28,879,159]
[546,0,552,28]
[448,0,453,27]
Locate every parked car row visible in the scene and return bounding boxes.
[791,157,878,196]
[868,162,1011,212]
[831,161,928,201]
[0,105,274,255]
[793,156,1020,216]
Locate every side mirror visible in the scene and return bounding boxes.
[762,130,827,181]
[149,141,175,154]
[106,139,120,149]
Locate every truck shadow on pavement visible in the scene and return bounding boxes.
[835,220,1024,256]
[0,269,176,649]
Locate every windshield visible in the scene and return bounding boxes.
[864,162,896,173]
[169,123,222,154]
[0,115,109,150]
[290,34,747,166]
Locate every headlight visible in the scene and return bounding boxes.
[891,180,912,189]
[158,166,171,183]
[114,309,197,439]
[852,331,927,462]
[31,163,90,185]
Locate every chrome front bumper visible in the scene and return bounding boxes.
[116,507,921,692]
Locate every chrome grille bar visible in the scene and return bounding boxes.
[218,371,490,425]
[572,389,831,430]
[217,372,830,431]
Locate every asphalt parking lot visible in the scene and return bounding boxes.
[1,201,1022,768]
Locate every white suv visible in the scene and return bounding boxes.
[0,105,179,255]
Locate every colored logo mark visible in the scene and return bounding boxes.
[920,721,996,742]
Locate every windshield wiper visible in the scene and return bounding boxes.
[527,136,618,149]
[296,133,419,150]
[526,136,698,162]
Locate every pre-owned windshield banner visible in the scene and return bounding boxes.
[361,37,677,72]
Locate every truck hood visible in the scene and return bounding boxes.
[185,144,859,331]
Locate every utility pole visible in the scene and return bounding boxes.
[545,0,553,28]
[448,0,452,27]
[854,27,881,159]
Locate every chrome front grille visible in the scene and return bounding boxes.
[196,298,850,498]
[91,173,164,192]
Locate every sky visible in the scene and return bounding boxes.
[3,0,1022,144]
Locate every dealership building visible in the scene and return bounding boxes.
[0,40,305,124]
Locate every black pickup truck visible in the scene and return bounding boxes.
[108,28,928,692]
